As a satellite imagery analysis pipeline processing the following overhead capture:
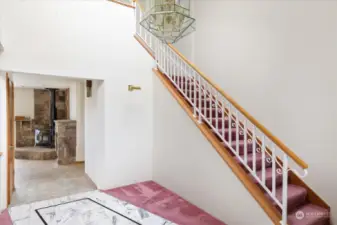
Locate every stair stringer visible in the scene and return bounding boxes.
[152,69,278,225]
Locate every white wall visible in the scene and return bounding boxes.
[189,0,337,222]
[14,88,34,119]
[84,80,105,187]
[153,74,271,224]
[0,0,154,204]
[0,0,151,81]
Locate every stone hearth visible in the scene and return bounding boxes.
[15,147,57,160]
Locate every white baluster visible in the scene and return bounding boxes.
[189,67,192,102]
[203,81,206,119]
[252,126,256,174]
[209,85,212,124]
[222,100,225,141]
[183,63,187,95]
[228,104,232,147]
[244,119,248,164]
[272,144,276,197]
[193,71,197,116]
[198,75,202,123]
[215,93,218,131]
[165,45,168,74]
[236,110,239,155]
[262,136,266,186]
[281,154,289,225]
[161,45,166,73]
[174,56,178,87]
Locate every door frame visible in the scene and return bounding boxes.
[6,72,15,206]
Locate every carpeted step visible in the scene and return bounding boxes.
[253,167,283,190]
[228,140,255,155]
[181,82,197,90]
[215,128,245,141]
[268,184,308,213]
[288,204,330,225]
[211,118,236,129]
[201,108,225,118]
[235,152,273,171]
[184,89,204,98]
[191,98,214,108]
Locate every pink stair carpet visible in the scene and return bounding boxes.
[174,76,330,225]
[103,181,226,225]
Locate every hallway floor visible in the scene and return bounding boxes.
[1,181,226,225]
[11,159,96,206]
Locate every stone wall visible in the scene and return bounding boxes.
[56,90,68,120]
[16,120,35,147]
[34,89,50,130]
[55,120,76,165]
[16,89,69,148]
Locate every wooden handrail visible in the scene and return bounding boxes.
[107,0,135,9]
[167,44,308,169]
[134,0,308,169]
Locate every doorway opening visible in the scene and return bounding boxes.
[7,72,96,206]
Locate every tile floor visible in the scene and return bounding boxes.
[11,159,96,206]
[1,181,226,225]
[9,190,174,225]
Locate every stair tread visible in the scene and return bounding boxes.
[266,184,307,213]
[221,140,254,155]
[288,204,329,225]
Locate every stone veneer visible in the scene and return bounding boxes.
[16,89,69,148]
[34,89,68,128]
[16,120,35,147]
[56,90,67,120]
[55,120,76,165]
[34,89,50,130]
[15,147,57,160]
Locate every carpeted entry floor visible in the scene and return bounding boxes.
[0,181,226,225]
[103,181,226,225]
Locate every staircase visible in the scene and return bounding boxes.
[153,70,330,225]
[107,1,331,224]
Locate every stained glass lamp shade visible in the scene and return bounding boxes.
[140,0,196,44]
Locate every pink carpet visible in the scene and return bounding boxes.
[103,180,226,225]
[0,209,12,225]
[0,181,226,225]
